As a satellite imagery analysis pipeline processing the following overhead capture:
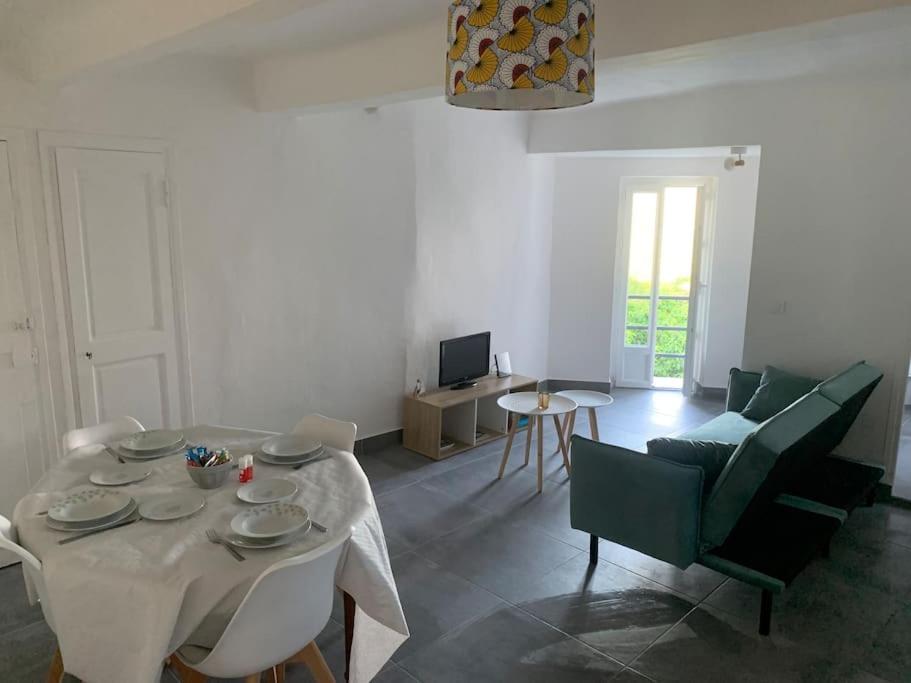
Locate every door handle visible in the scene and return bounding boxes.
[84,352,94,360]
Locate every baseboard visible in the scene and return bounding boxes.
[354,429,402,456]
[541,378,612,394]
[693,381,727,400]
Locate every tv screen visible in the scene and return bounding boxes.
[439,332,491,389]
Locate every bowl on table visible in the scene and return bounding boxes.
[186,456,234,489]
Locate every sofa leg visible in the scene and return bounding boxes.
[759,590,773,636]
[589,534,599,564]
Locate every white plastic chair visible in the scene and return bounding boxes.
[292,414,357,453]
[170,529,351,683]
[0,515,64,681]
[61,416,144,456]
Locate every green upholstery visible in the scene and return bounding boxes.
[726,368,762,413]
[817,361,882,406]
[646,439,737,497]
[570,436,703,569]
[741,366,821,421]
[700,391,841,549]
[680,411,758,444]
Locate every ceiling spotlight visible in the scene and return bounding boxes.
[725,146,748,171]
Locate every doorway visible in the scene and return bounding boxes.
[613,178,713,394]
[42,134,190,432]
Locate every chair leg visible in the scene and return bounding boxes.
[759,589,773,636]
[169,655,208,683]
[290,641,335,683]
[46,646,64,683]
[589,534,599,564]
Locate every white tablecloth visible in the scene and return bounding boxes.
[13,425,408,683]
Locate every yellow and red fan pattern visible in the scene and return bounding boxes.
[446,0,594,108]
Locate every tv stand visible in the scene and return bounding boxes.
[449,381,479,391]
[403,374,538,460]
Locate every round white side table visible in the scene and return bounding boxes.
[556,390,614,443]
[496,392,578,493]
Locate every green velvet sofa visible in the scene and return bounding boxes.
[570,361,884,635]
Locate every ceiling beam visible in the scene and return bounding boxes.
[254,0,911,112]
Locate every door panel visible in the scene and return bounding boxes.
[0,141,45,567]
[55,147,181,430]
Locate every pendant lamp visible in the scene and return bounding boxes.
[446,0,595,110]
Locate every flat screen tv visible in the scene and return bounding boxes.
[439,332,491,390]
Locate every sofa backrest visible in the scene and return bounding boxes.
[701,361,883,551]
[700,391,840,550]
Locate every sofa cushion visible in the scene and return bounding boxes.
[700,391,841,550]
[680,411,759,445]
[726,368,762,413]
[816,361,882,406]
[646,438,737,495]
[741,366,820,422]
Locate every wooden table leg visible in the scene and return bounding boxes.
[553,414,571,474]
[498,415,520,479]
[565,410,576,443]
[537,415,544,493]
[588,407,600,442]
[524,417,533,466]
[343,590,355,682]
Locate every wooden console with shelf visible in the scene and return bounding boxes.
[403,374,539,460]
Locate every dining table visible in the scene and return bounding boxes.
[12,425,409,683]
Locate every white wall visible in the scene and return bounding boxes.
[531,66,911,473]
[0,58,552,442]
[547,155,759,389]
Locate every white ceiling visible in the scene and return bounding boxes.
[186,0,446,59]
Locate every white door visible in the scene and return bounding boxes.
[613,180,708,393]
[55,147,182,430]
[0,142,45,567]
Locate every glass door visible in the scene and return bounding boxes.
[615,181,705,392]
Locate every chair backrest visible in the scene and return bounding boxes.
[61,416,144,455]
[292,414,357,453]
[194,529,351,679]
[0,515,55,631]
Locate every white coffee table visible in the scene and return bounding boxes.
[556,390,614,443]
[496,392,578,493]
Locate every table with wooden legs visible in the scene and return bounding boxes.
[555,390,614,446]
[495,392,578,493]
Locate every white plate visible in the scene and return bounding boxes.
[90,465,152,487]
[230,503,309,539]
[115,443,187,461]
[46,499,138,532]
[237,478,298,505]
[48,488,133,524]
[256,448,325,466]
[139,492,206,521]
[120,430,184,453]
[261,435,322,458]
[224,523,311,550]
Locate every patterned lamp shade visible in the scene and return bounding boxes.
[446,0,595,110]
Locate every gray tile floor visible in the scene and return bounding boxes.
[2,389,910,682]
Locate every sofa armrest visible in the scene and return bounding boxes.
[570,436,703,569]
[727,368,762,413]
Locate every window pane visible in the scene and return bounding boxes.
[658,187,697,296]
[657,299,689,328]
[626,328,648,346]
[627,192,657,296]
[656,330,687,355]
[654,356,685,379]
[626,298,650,327]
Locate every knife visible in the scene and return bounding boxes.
[58,515,140,545]
[104,446,126,464]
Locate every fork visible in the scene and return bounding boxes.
[206,528,245,561]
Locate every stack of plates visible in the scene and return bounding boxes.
[46,488,137,533]
[256,435,324,467]
[224,502,311,549]
[113,429,186,462]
